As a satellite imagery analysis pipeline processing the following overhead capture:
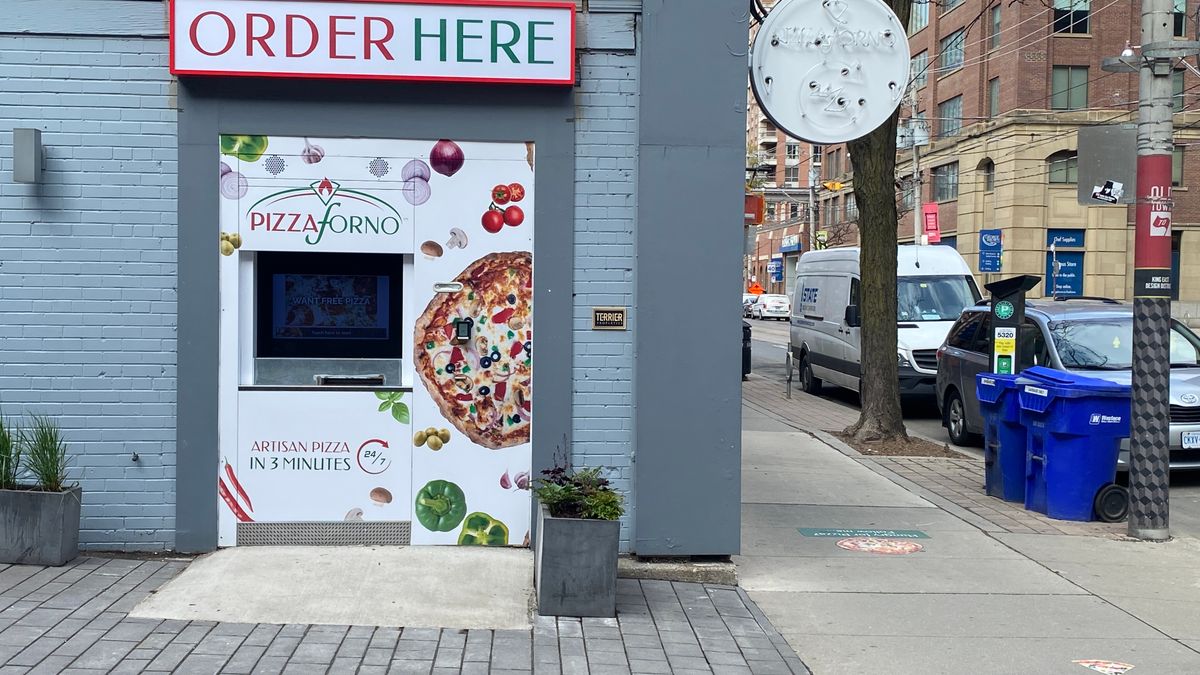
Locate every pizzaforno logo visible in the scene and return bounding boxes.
[1089,414,1122,425]
[245,178,406,246]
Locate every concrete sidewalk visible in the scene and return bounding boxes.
[740,404,1200,674]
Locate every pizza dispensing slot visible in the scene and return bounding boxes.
[452,318,473,345]
[314,374,386,387]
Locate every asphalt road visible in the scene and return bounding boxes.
[743,315,1200,539]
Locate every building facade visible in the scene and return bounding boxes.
[1,0,746,554]
[782,0,1200,321]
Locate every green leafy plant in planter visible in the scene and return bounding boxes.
[0,415,23,491]
[0,414,80,566]
[533,463,625,520]
[26,415,71,492]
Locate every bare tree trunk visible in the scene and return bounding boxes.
[844,0,911,442]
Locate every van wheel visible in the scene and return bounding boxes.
[944,390,971,446]
[800,354,822,394]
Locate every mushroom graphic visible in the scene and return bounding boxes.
[446,228,469,250]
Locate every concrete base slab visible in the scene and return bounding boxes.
[128,546,533,629]
[616,557,738,585]
[751,591,1162,639]
[743,502,976,532]
[781,634,1200,675]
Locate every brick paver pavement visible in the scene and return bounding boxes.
[743,372,1125,539]
[0,557,808,674]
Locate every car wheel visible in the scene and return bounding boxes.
[800,354,822,395]
[944,390,971,446]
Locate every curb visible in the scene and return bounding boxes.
[617,556,739,586]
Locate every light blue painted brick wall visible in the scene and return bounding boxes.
[572,51,638,551]
[0,35,177,550]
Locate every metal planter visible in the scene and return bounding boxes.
[535,502,620,618]
[0,486,82,566]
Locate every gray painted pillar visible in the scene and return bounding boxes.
[633,0,746,556]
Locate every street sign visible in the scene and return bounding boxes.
[1078,125,1137,205]
[767,258,784,283]
[921,204,941,243]
[748,0,910,143]
[979,229,1002,272]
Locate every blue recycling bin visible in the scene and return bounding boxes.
[1018,366,1131,521]
[976,373,1029,502]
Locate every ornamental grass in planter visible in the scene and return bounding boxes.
[533,463,625,618]
[0,415,81,566]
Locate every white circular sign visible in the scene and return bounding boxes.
[750,0,911,144]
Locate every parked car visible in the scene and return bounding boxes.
[935,298,1200,469]
[743,294,762,317]
[752,294,791,320]
[788,246,981,397]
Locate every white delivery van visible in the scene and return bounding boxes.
[789,246,981,397]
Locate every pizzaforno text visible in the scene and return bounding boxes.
[249,203,403,246]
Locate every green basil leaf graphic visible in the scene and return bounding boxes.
[374,391,393,401]
[392,402,411,424]
[378,400,393,412]
[389,392,403,402]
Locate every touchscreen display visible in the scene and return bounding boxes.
[271,274,390,340]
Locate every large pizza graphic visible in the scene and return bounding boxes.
[415,251,532,449]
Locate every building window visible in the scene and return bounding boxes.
[932,162,959,201]
[1176,0,1187,38]
[988,77,1001,117]
[826,150,842,179]
[767,202,776,219]
[786,143,799,160]
[1174,145,1184,186]
[1175,70,1187,112]
[938,96,963,137]
[940,31,965,72]
[944,0,963,11]
[1053,0,1090,34]
[979,159,995,191]
[1171,231,1182,300]
[790,202,799,219]
[911,51,929,89]
[811,145,822,163]
[1048,150,1078,183]
[845,194,858,220]
[901,175,916,210]
[910,0,930,33]
[1051,66,1089,110]
[785,165,799,184]
[989,6,1002,49]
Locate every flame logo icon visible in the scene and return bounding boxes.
[311,178,341,205]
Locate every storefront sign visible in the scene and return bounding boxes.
[979,229,1002,272]
[171,0,576,85]
[922,203,941,243]
[780,234,801,254]
[591,306,627,330]
[1047,228,1085,248]
[748,0,909,143]
[1046,250,1084,297]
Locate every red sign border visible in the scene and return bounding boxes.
[169,0,578,86]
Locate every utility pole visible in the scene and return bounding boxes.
[1126,0,1183,540]
[911,94,922,246]
[808,147,820,252]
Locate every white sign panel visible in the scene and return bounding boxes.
[749,0,910,144]
[171,0,576,84]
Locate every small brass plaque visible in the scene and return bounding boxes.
[591,307,627,331]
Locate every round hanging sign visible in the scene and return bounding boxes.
[749,0,911,144]
[836,537,924,555]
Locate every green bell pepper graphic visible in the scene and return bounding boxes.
[220,134,270,163]
[458,512,509,546]
[414,480,467,532]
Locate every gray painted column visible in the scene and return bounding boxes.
[175,80,575,552]
[634,0,746,556]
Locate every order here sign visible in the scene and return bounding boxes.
[170,0,576,84]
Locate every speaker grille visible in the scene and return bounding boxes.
[237,521,412,546]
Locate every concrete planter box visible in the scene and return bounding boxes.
[0,486,82,566]
[535,502,619,617]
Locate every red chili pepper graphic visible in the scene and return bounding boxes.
[224,462,254,513]
[492,307,515,324]
[218,477,253,523]
[509,341,524,358]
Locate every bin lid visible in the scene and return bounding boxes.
[1021,366,1131,395]
[976,372,1022,388]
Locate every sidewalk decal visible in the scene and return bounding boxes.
[835,538,924,555]
[800,528,929,539]
[1073,661,1134,674]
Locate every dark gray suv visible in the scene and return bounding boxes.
[935,298,1200,470]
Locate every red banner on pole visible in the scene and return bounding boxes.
[922,203,941,243]
[1133,154,1173,297]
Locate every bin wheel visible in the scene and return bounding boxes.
[1094,484,1129,523]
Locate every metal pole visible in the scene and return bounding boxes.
[1128,0,1175,541]
[911,95,922,245]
